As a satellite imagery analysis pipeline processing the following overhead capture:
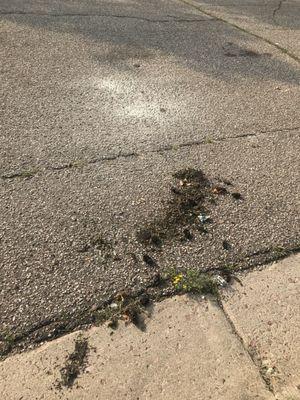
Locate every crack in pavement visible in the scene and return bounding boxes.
[0,10,214,23]
[272,0,287,22]
[219,303,276,395]
[178,0,300,63]
[259,125,300,133]
[1,126,299,179]
[1,244,299,358]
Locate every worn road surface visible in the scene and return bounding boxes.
[0,0,299,346]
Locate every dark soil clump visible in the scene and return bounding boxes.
[58,336,89,389]
[232,192,243,200]
[143,253,157,267]
[137,168,230,248]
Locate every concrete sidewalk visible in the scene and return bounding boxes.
[1,254,299,400]
[184,0,300,58]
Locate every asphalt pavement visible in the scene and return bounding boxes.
[0,0,299,348]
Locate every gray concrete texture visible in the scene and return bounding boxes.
[0,0,299,342]
[188,0,300,56]
[223,254,300,398]
[0,297,273,400]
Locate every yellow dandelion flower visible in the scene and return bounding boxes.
[173,273,183,285]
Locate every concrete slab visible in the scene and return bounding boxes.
[188,0,300,56]
[0,296,273,400]
[222,254,300,399]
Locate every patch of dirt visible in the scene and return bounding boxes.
[78,235,112,253]
[96,291,151,332]
[78,235,117,263]
[58,336,89,389]
[136,168,235,248]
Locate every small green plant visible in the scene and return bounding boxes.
[222,263,237,272]
[0,331,16,355]
[167,268,218,296]
[94,306,117,325]
[204,136,213,144]
[272,246,288,258]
